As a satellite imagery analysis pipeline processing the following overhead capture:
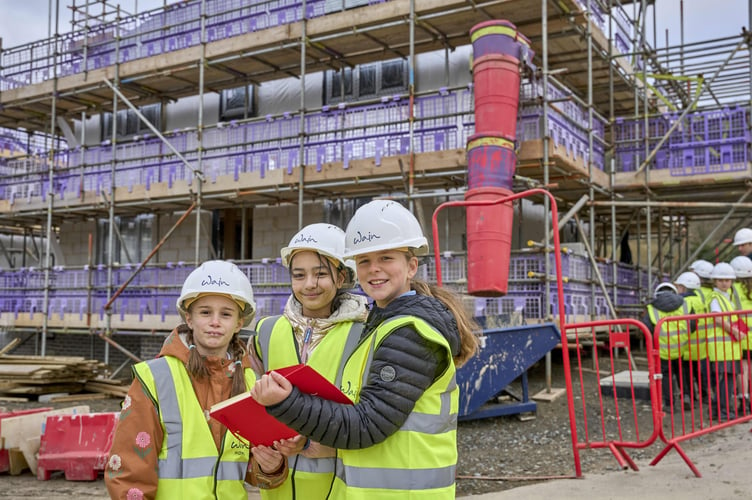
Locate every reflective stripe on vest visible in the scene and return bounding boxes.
[255,315,365,500]
[705,291,742,362]
[648,302,689,358]
[332,315,457,499]
[133,357,252,499]
[333,460,456,490]
[684,292,710,360]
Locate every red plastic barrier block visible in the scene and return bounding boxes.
[37,412,119,481]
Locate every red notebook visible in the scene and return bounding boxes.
[209,364,352,446]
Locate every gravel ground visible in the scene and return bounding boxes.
[0,354,661,498]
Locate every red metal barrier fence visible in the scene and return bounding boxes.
[432,188,581,474]
[651,309,752,477]
[434,189,752,480]
[561,319,661,472]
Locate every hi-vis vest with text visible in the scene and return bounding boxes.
[705,291,742,362]
[133,356,255,500]
[254,315,364,500]
[331,315,457,500]
[684,288,710,361]
[647,301,689,360]
[732,282,752,350]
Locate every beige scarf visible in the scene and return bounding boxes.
[283,292,368,362]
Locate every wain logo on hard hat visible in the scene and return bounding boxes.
[293,234,317,245]
[201,275,230,287]
[353,231,380,245]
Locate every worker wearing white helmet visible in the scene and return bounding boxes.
[249,223,368,500]
[689,259,714,280]
[688,259,715,306]
[733,228,752,259]
[674,272,700,293]
[252,199,480,499]
[730,256,752,413]
[642,281,690,410]
[106,261,287,499]
[673,271,705,410]
[730,256,752,310]
[707,262,745,422]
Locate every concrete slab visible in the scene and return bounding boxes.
[599,369,652,401]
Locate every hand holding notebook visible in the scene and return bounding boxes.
[210,364,351,446]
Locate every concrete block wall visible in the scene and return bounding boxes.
[252,204,326,259]
[58,219,98,266]
[154,212,212,264]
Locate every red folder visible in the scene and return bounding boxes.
[209,364,352,446]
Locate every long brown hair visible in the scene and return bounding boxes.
[182,324,249,398]
[742,277,752,301]
[411,279,480,368]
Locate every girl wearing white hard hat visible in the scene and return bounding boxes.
[251,199,479,499]
[706,262,745,422]
[106,261,287,499]
[730,256,752,413]
[672,272,705,410]
[249,223,368,500]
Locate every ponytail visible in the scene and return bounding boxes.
[411,279,480,367]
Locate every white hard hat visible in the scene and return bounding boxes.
[654,282,678,298]
[344,200,428,258]
[674,271,701,290]
[177,260,256,327]
[689,259,714,279]
[280,223,354,287]
[730,256,752,278]
[733,228,752,246]
[710,262,736,280]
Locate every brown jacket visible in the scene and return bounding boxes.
[105,327,287,499]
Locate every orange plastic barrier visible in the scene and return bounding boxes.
[37,412,119,481]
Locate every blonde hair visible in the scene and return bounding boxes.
[410,280,480,367]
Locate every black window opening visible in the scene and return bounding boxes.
[102,103,161,142]
[220,85,255,121]
[325,59,408,104]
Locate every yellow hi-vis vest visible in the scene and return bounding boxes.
[647,301,689,360]
[705,291,742,362]
[732,282,752,350]
[133,356,255,500]
[331,315,457,500]
[253,315,364,500]
[684,288,710,361]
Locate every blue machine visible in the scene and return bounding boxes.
[457,322,561,420]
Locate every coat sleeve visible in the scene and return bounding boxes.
[266,325,447,449]
[105,377,163,500]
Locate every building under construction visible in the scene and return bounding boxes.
[0,0,750,372]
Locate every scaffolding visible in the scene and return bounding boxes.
[0,0,750,361]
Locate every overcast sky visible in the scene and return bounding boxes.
[0,0,746,48]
